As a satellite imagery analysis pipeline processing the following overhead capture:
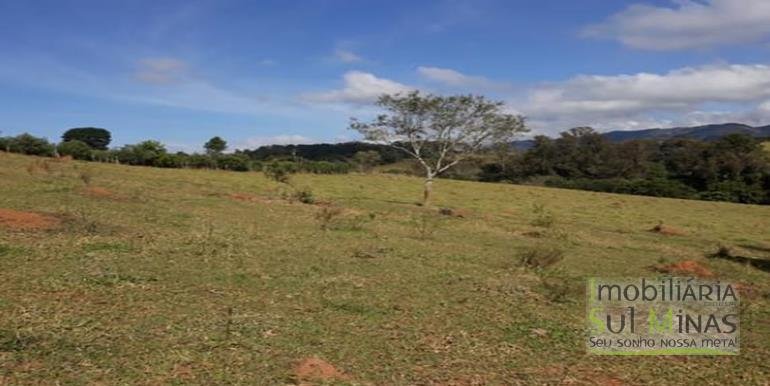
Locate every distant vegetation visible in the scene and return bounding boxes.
[2,121,770,205]
[487,129,770,204]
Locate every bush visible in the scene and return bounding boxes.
[0,137,12,152]
[292,187,315,204]
[699,180,766,204]
[115,140,167,166]
[57,140,92,160]
[544,177,697,199]
[217,154,251,171]
[538,268,573,303]
[91,149,116,163]
[315,206,344,230]
[8,133,55,156]
[530,203,556,228]
[264,161,294,183]
[154,153,184,168]
[187,154,216,169]
[301,160,351,174]
[518,246,564,269]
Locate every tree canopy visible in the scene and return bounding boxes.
[62,127,111,150]
[204,136,227,155]
[350,91,528,204]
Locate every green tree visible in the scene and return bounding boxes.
[350,91,527,205]
[217,154,251,171]
[204,136,227,155]
[62,127,111,150]
[9,133,55,156]
[116,140,167,166]
[57,140,92,160]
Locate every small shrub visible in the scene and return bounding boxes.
[292,187,315,204]
[264,162,293,184]
[315,206,344,230]
[217,154,251,171]
[538,268,573,303]
[343,212,376,231]
[530,203,556,228]
[518,245,564,269]
[78,169,93,186]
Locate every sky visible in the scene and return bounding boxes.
[3,0,770,152]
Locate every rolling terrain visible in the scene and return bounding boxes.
[513,123,770,149]
[1,152,769,385]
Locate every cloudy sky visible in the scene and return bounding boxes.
[3,0,770,151]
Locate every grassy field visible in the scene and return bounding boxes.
[1,152,769,385]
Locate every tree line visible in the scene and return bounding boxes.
[478,127,770,204]
[2,92,770,205]
[0,128,354,174]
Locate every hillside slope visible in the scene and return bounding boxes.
[512,123,770,149]
[1,152,768,384]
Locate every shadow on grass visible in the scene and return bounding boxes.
[708,248,770,272]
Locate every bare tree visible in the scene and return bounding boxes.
[350,91,527,205]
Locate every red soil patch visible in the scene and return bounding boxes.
[229,193,260,202]
[654,260,714,277]
[82,186,114,198]
[733,283,760,299]
[650,222,686,236]
[293,357,349,383]
[0,208,59,231]
[228,193,279,204]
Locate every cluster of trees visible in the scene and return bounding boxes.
[0,129,353,174]
[239,142,408,164]
[3,92,769,206]
[479,127,770,204]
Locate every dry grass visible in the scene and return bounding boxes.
[0,152,769,384]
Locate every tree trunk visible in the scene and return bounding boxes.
[423,176,433,207]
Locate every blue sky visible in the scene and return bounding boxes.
[2,0,770,151]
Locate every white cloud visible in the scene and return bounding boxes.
[301,71,414,104]
[236,134,314,149]
[519,64,770,133]
[417,66,493,88]
[583,0,770,50]
[135,58,188,84]
[334,49,363,63]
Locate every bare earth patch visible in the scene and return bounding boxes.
[228,192,282,205]
[293,357,350,384]
[81,186,114,198]
[649,222,686,236]
[0,208,59,231]
[653,260,714,277]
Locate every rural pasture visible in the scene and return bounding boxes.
[1,152,769,384]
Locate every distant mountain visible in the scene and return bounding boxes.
[513,123,770,149]
[603,123,770,142]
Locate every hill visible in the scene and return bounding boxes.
[602,122,770,142]
[1,152,768,384]
[511,123,770,149]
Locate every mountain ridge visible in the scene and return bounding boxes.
[513,123,770,149]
